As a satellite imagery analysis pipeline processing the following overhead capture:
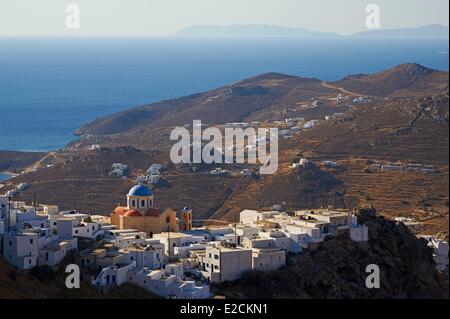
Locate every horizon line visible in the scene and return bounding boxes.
[0,23,448,38]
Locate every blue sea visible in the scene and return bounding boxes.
[0,37,448,152]
[0,172,13,181]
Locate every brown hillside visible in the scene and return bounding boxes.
[301,92,449,165]
[333,63,448,98]
[0,257,157,299]
[2,65,448,236]
[75,72,341,136]
[211,164,345,222]
[0,150,47,173]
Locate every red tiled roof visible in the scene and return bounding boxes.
[112,206,129,216]
[145,208,163,217]
[124,210,142,217]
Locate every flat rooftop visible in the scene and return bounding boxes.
[296,209,349,217]
[155,232,192,239]
[107,229,139,234]
[208,246,251,253]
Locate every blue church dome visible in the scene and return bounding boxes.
[128,184,152,197]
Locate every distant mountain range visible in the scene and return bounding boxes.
[174,25,338,38]
[354,24,449,39]
[174,24,449,39]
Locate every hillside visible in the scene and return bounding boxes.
[0,257,158,299]
[301,92,449,164]
[0,150,47,173]
[75,73,341,137]
[2,64,448,235]
[210,163,346,222]
[76,64,448,140]
[333,63,449,98]
[215,208,449,299]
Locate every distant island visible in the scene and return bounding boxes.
[174,24,338,38]
[174,24,449,39]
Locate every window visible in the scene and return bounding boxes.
[8,241,12,246]
[166,216,171,223]
[142,200,145,207]
[29,239,33,244]
[214,255,219,260]
[132,200,136,207]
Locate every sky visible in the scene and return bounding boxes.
[0,0,448,36]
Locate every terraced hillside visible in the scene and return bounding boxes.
[210,164,345,222]
[2,64,448,235]
[338,160,449,234]
[301,92,449,165]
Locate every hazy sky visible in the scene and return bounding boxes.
[0,0,448,36]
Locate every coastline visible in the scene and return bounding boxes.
[0,171,18,182]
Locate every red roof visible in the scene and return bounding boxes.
[124,210,142,217]
[112,206,129,216]
[145,208,163,217]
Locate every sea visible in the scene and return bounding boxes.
[0,172,13,182]
[0,37,448,152]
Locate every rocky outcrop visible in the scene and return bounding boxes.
[215,207,448,299]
